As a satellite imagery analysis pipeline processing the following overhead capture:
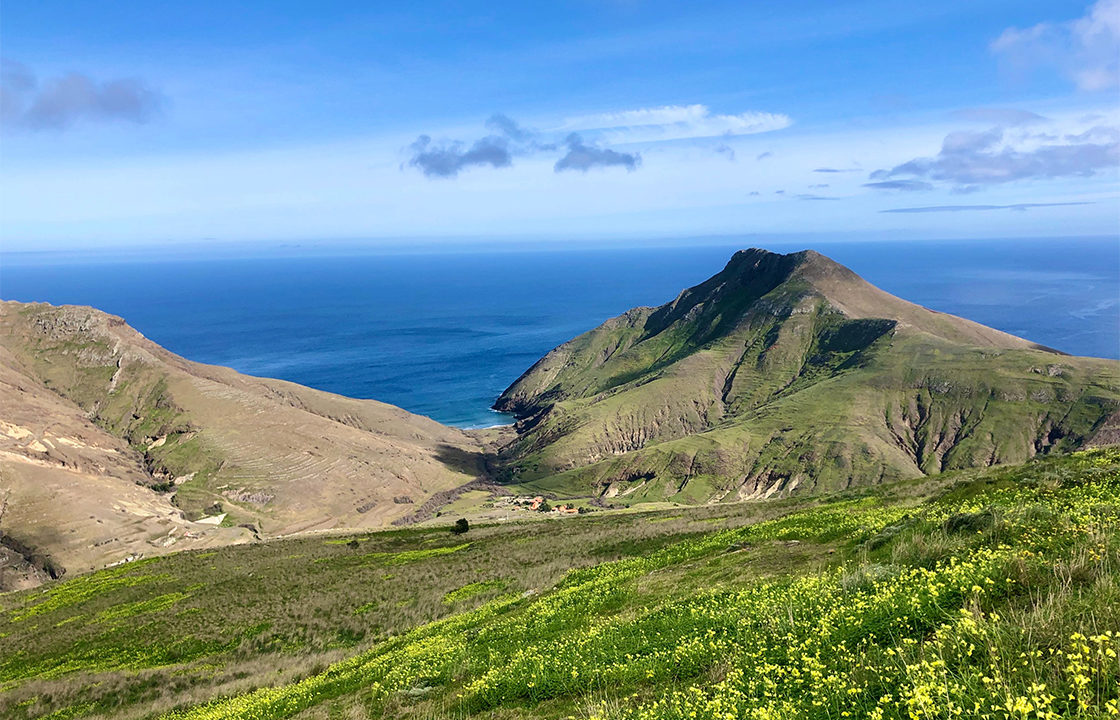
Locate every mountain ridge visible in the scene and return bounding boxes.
[493,248,1119,502]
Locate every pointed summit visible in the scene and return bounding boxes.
[651,248,1045,351]
[494,249,1118,502]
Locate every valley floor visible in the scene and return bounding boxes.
[1,449,1118,719]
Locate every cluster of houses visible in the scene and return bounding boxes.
[495,495,582,515]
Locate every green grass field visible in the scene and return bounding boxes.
[2,449,1119,719]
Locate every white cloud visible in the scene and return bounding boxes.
[565,105,711,127]
[992,0,1120,91]
[559,104,792,144]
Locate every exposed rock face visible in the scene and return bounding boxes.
[1088,411,1120,448]
[494,249,1120,502]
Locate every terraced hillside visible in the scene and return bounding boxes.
[494,248,1120,502]
[0,351,251,591]
[0,302,486,586]
[1,448,1117,719]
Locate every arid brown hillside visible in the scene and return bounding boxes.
[0,301,486,587]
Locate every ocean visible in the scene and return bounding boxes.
[1,237,1117,428]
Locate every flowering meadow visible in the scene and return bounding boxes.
[2,449,1118,719]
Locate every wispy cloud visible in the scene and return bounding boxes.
[484,113,533,143]
[882,201,1095,213]
[561,104,791,144]
[813,167,860,173]
[405,103,793,179]
[1066,125,1120,143]
[949,108,1047,125]
[555,133,640,172]
[991,0,1119,90]
[0,59,164,131]
[863,179,934,191]
[871,124,1119,187]
[411,105,783,178]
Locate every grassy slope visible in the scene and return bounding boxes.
[516,333,1120,503]
[494,250,1120,502]
[1,448,1118,719]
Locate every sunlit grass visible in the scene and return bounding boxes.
[2,448,1118,719]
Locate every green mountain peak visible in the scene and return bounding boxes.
[494,248,1118,503]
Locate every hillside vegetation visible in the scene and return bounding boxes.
[0,301,485,585]
[494,249,1120,503]
[1,448,1117,719]
[3,250,1117,584]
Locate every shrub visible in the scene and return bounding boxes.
[943,509,995,534]
[451,518,470,535]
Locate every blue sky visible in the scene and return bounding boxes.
[1,0,1117,249]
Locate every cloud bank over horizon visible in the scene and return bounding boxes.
[882,201,1095,213]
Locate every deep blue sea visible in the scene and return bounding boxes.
[2,237,1117,428]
